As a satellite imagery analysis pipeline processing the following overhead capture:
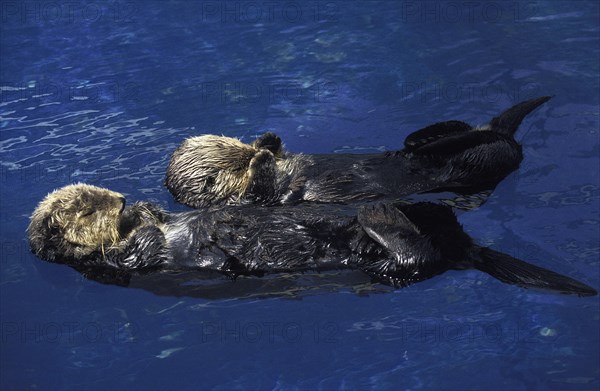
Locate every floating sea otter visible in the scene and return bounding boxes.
[28,183,596,296]
[166,96,552,207]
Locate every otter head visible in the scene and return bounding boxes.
[166,134,279,207]
[28,183,126,263]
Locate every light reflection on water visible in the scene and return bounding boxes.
[1,1,598,390]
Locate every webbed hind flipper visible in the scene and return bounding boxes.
[404,120,473,152]
[474,247,597,297]
[356,203,443,287]
[488,96,552,136]
[407,130,522,191]
[408,130,510,157]
[358,203,421,243]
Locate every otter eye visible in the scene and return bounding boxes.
[81,209,95,217]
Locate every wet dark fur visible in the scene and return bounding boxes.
[166,97,552,207]
[28,185,596,296]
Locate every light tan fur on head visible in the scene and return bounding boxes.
[28,183,126,259]
[166,135,273,206]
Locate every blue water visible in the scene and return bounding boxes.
[1,1,599,390]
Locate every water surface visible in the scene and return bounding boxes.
[1,1,598,390]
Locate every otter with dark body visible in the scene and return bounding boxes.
[166,97,552,208]
[28,184,596,296]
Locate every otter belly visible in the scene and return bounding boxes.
[301,154,438,203]
[163,216,229,270]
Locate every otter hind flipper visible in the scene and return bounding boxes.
[408,130,512,157]
[358,202,422,242]
[488,96,552,136]
[357,203,444,287]
[406,129,523,191]
[404,120,473,152]
[474,247,597,297]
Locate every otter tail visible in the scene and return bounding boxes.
[488,96,553,136]
[473,247,597,297]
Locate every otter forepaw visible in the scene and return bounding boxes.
[246,150,278,202]
[249,149,276,169]
[253,132,283,156]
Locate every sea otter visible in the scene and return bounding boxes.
[166,96,552,208]
[28,183,596,296]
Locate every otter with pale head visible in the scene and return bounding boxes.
[28,183,597,297]
[165,97,552,208]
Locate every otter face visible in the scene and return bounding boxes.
[166,134,279,207]
[28,183,126,261]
